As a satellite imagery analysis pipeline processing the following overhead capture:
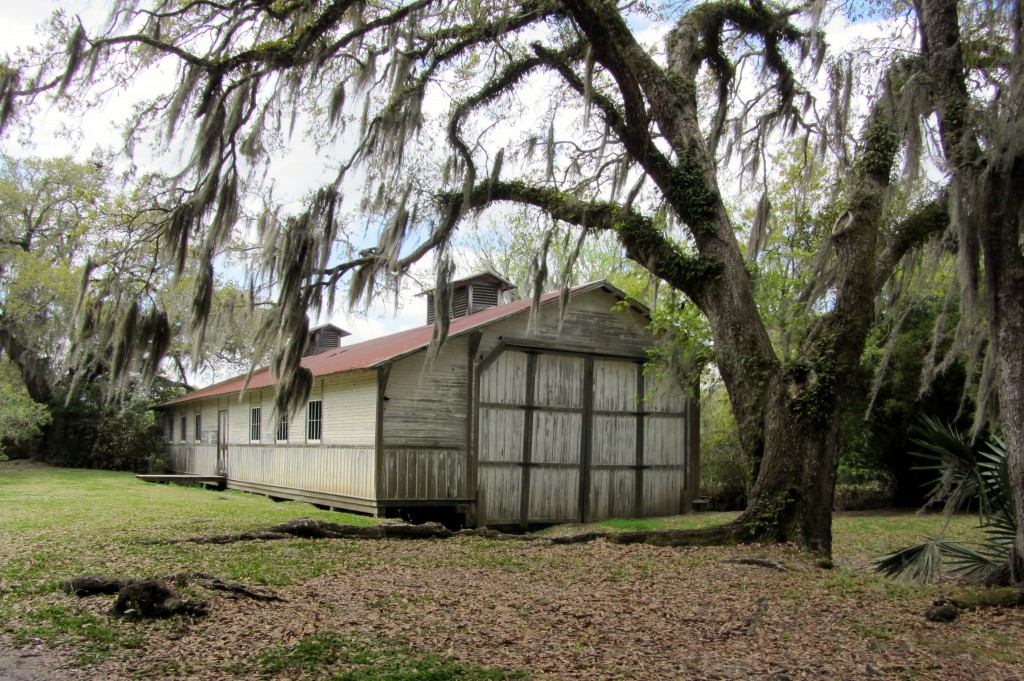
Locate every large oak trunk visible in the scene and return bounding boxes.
[739,383,843,555]
[999,281,1024,584]
[986,178,1024,584]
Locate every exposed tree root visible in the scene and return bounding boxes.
[61,576,129,596]
[948,588,1024,610]
[146,518,755,550]
[145,519,459,545]
[63,572,286,619]
[723,558,789,572]
[547,531,610,545]
[165,572,287,603]
[109,580,208,619]
[925,588,1024,623]
[604,522,747,548]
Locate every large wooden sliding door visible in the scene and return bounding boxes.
[476,346,688,527]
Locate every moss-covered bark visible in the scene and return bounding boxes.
[918,0,1024,583]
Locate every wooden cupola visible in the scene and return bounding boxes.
[304,323,350,356]
[425,269,517,324]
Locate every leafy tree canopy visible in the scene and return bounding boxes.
[0,359,51,460]
[0,153,273,405]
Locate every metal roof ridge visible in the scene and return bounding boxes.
[158,278,633,407]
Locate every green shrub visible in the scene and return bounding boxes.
[0,360,52,461]
[38,398,168,473]
[699,385,752,510]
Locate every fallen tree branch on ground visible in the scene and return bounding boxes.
[62,571,286,619]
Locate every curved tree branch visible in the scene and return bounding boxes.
[447,179,721,303]
[874,194,950,292]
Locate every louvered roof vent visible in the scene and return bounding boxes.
[424,269,517,324]
[304,323,351,356]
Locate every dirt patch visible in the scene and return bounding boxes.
[49,538,1024,680]
[0,638,71,681]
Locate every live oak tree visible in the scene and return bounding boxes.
[0,154,272,410]
[915,0,1024,581]
[4,0,1016,560]
[0,359,51,459]
[0,154,109,404]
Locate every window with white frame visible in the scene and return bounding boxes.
[250,407,261,442]
[307,400,322,441]
[180,415,187,442]
[276,414,288,442]
[194,414,202,442]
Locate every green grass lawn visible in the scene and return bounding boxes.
[591,508,986,566]
[0,463,1013,679]
[0,464,381,588]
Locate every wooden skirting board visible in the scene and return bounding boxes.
[136,474,226,490]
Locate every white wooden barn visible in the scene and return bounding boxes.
[158,275,699,527]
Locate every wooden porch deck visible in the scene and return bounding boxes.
[136,474,226,490]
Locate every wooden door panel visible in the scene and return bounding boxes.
[527,467,580,522]
[530,411,583,465]
[217,410,229,476]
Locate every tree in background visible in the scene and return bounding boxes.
[467,208,630,293]
[0,154,272,469]
[0,154,106,404]
[0,359,51,460]
[914,0,1024,582]
[5,0,1019,561]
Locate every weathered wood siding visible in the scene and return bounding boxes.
[528,354,585,523]
[229,394,251,444]
[227,445,376,500]
[379,337,471,501]
[379,448,466,500]
[588,358,641,521]
[322,372,377,445]
[471,287,691,525]
[476,335,690,525]
[162,373,379,507]
[477,350,528,521]
[642,372,690,516]
[382,338,469,447]
[168,444,219,476]
[478,288,653,358]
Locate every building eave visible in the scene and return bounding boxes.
[157,279,649,408]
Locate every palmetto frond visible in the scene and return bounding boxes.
[875,538,954,582]
[910,415,989,517]
[876,418,1017,582]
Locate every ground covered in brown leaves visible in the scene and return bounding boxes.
[41,539,1024,680]
[3,465,1022,680]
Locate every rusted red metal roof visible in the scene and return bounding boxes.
[160,280,643,406]
[418,267,517,295]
